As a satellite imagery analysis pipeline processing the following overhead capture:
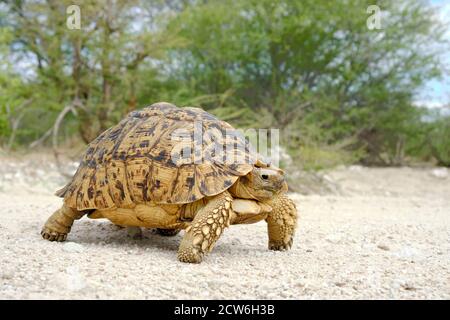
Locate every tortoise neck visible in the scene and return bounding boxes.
[229,180,258,200]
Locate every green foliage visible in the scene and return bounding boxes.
[428,117,450,166]
[0,0,449,168]
[164,0,449,167]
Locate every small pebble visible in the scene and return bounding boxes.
[1,271,14,280]
[377,244,390,251]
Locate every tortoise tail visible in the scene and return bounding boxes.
[55,183,70,198]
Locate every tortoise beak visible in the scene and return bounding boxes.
[260,167,287,193]
[272,179,288,194]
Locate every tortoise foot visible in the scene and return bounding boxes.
[177,247,204,263]
[41,227,68,242]
[269,239,293,251]
[41,204,83,242]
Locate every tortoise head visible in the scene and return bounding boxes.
[229,164,288,201]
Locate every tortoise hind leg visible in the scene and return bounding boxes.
[127,226,143,239]
[156,228,180,237]
[41,204,85,242]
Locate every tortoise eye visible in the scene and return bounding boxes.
[261,174,269,180]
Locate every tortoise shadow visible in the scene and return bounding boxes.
[68,220,182,251]
[65,220,271,255]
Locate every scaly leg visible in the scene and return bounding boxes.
[178,192,233,263]
[264,193,297,250]
[41,204,85,242]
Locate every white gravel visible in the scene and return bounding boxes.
[0,154,449,299]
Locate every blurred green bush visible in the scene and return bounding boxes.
[0,0,449,168]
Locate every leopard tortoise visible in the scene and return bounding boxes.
[41,102,298,263]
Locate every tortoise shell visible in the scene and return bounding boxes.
[56,102,257,210]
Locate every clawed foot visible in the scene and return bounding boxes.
[269,238,293,251]
[41,227,68,242]
[178,247,204,263]
[41,205,84,243]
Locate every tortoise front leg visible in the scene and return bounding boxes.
[177,192,233,263]
[264,194,298,250]
[41,204,85,242]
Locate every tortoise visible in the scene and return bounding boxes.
[41,102,298,263]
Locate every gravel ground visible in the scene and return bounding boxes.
[0,153,449,299]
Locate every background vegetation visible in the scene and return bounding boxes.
[0,0,449,170]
